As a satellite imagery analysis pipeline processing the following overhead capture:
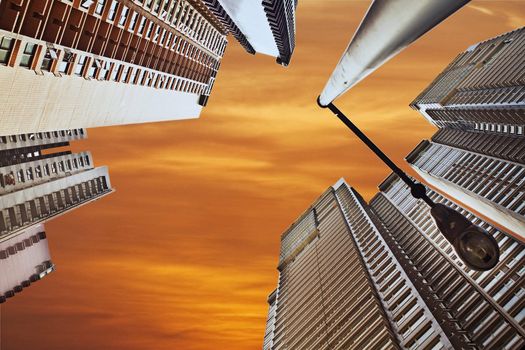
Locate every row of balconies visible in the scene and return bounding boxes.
[0,174,111,235]
[0,32,212,98]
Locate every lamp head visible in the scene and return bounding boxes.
[430,204,500,271]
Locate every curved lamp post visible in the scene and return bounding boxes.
[318,99,500,271]
[316,0,498,270]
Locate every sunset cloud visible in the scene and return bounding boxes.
[2,2,523,350]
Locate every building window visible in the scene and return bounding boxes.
[168,1,177,22]
[110,63,120,81]
[87,60,98,78]
[153,27,161,42]
[81,0,94,10]
[130,68,139,84]
[17,169,25,182]
[160,29,167,44]
[153,0,161,13]
[40,48,58,72]
[161,0,170,19]
[97,60,110,80]
[0,37,14,65]
[145,22,154,38]
[129,12,138,31]
[146,72,154,86]
[171,36,178,50]
[95,0,106,15]
[137,17,147,35]
[19,43,37,68]
[75,55,87,76]
[58,51,74,74]
[120,65,130,82]
[107,1,118,21]
[118,6,129,26]
[166,32,173,47]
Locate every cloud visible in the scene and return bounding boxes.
[3,2,520,350]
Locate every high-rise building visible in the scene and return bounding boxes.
[206,0,297,66]
[265,182,404,350]
[263,178,525,349]
[0,129,113,302]
[0,0,229,135]
[370,174,525,350]
[0,0,299,136]
[406,27,525,240]
[409,27,524,135]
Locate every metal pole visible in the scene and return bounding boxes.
[318,0,470,106]
[319,99,435,207]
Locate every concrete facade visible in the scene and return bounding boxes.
[263,177,525,349]
[0,0,227,135]
[406,27,525,241]
[0,129,113,303]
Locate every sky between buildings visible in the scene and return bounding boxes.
[1,1,524,349]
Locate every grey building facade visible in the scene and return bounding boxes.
[263,177,525,349]
[406,27,525,240]
[371,174,525,349]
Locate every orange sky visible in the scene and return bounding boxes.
[2,2,524,349]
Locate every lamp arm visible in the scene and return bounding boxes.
[318,98,435,207]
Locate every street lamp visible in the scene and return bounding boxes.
[317,99,500,271]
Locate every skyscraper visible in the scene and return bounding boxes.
[264,178,525,349]
[370,174,525,349]
[206,0,297,66]
[0,0,299,136]
[406,27,525,240]
[0,129,113,302]
[0,0,229,135]
[409,27,524,135]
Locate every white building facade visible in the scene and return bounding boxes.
[0,129,113,303]
[407,27,525,241]
[0,0,228,135]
